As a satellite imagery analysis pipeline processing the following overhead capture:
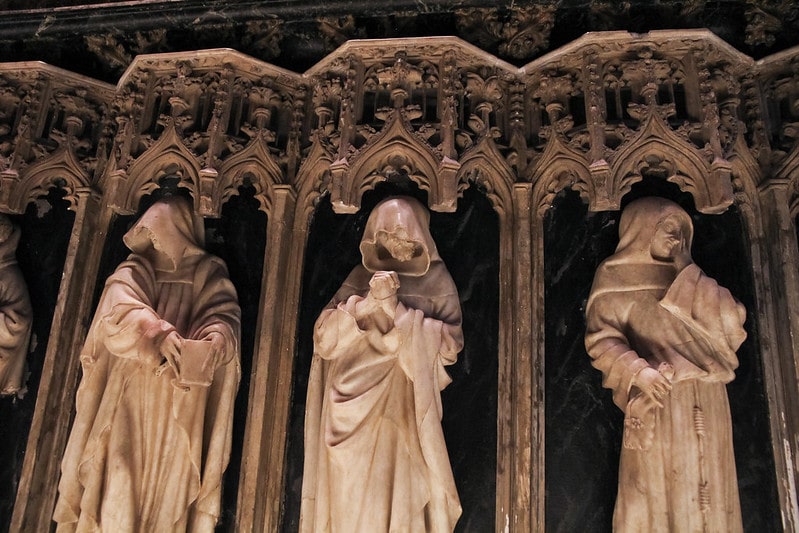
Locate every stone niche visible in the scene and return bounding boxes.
[0,28,797,533]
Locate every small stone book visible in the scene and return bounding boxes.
[176,339,216,387]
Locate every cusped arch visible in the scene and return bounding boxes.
[727,133,761,210]
[611,113,733,214]
[295,137,336,223]
[330,111,460,213]
[113,124,202,214]
[218,136,285,216]
[529,135,592,217]
[3,146,91,214]
[457,136,516,218]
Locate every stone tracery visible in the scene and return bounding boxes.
[0,28,795,532]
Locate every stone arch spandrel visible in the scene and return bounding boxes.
[610,113,733,214]
[218,136,286,217]
[530,139,592,217]
[110,123,201,214]
[2,146,91,214]
[457,136,516,216]
[294,140,335,227]
[330,111,460,214]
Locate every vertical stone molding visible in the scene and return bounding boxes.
[0,28,797,531]
[11,189,107,533]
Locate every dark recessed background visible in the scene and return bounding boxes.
[544,179,781,532]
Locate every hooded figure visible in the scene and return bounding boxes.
[54,196,241,532]
[300,196,463,533]
[0,215,32,398]
[585,197,745,533]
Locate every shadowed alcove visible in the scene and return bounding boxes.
[544,179,780,531]
[0,188,74,531]
[282,181,499,532]
[90,179,266,530]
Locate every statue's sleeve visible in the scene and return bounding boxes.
[429,291,463,366]
[188,259,241,368]
[660,264,745,371]
[92,261,174,365]
[314,295,400,361]
[585,292,649,410]
[0,269,32,395]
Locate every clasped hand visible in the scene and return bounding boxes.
[354,271,400,334]
[632,366,672,408]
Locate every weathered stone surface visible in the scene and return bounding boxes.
[0,19,796,533]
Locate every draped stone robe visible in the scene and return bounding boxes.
[55,198,240,532]
[301,197,463,533]
[0,223,32,397]
[585,197,746,533]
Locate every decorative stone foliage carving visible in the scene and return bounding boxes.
[243,18,284,60]
[316,15,364,52]
[4,28,799,533]
[744,0,798,47]
[85,30,168,74]
[455,6,557,61]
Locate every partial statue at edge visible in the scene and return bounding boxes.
[585,197,746,532]
[301,196,463,532]
[55,196,241,532]
[0,214,32,398]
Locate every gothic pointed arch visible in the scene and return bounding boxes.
[727,133,761,210]
[3,145,91,214]
[611,112,733,214]
[113,123,201,214]
[529,135,591,216]
[329,111,460,213]
[457,135,516,216]
[217,135,285,216]
[295,136,335,222]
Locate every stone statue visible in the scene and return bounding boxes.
[585,197,746,532]
[0,215,32,398]
[301,196,463,533]
[54,196,241,532]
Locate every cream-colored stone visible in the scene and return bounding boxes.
[301,196,463,533]
[53,196,241,532]
[2,29,799,532]
[0,215,32,398]
[586,197,746,532]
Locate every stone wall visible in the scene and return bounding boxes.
[0,30,798,531]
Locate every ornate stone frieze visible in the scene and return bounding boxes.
[108,49,305,215]
[0,64,113,213]
[3,27,799,533]
[455,6,556,61]
[0,30,792,217]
